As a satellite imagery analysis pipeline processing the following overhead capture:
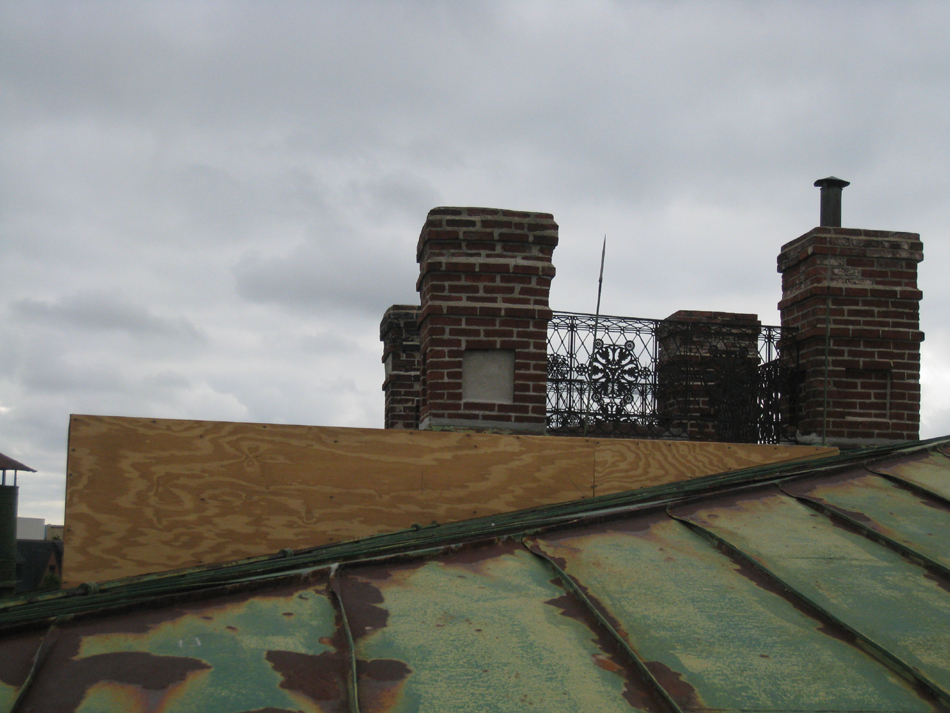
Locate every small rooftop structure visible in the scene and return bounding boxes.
[1,451,35,597]
[14,539,62,594]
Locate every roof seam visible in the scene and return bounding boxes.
[329,574,361,713]
[522,538,686,713]
[7,618,60,712]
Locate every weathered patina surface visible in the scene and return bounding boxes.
[534,512,934,712]
[1,438,948,711]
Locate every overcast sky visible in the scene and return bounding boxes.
[3,1,949,524]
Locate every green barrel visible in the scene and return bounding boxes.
[0,485,18,595]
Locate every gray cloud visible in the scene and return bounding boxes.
[10,291,205,342]
[233,228,418,317]
[1,0,948,525]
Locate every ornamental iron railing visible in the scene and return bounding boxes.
[547,311,799,443]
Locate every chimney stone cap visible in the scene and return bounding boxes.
[814,176,850,189]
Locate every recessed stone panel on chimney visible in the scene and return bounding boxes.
[462,349,515,404]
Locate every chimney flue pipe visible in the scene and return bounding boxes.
[814,176,850,227]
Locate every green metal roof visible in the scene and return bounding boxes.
[1,438,949,712]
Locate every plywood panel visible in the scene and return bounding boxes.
[63,415,834,586]
[593,440,834,497]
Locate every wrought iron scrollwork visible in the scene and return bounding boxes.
[547,353,570,380]
[588,340,649,420]
[547,311,798,443]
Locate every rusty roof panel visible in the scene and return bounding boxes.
[0,629,47,710]
[532,513,933,712]
[10,577,347,712]
[783,470,950,570]
[1,438,949,712]
[674,488,950,698]
[341,541,665,713]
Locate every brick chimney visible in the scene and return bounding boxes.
[404,207,558,433]
[380,305,422,429]
[778,179,924,446]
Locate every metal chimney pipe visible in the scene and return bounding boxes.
[814,176,850,227]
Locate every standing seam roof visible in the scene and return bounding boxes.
[1,438,949,712]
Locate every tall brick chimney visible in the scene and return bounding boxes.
[407,207,558,433]
[778,179,924,446]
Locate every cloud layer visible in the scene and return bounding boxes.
[2,0,949,522]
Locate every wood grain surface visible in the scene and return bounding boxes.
[63,415,835,586]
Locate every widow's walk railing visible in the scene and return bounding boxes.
[547,311,799,444]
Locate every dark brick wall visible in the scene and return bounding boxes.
[380,305,422,429]
[657,310,762,442]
